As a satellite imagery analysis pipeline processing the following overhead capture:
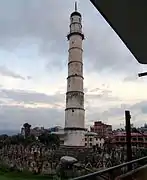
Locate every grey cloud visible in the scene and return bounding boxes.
[46,54,66,72]
[27,76,32,80]
[88,84,110,93]
[86,93,119,102]
[0,89,65,130]
[0,88,146,130]
[86,87,119,102]
[0,0,144,74]
[87,103,127,120]
[0,89,65,105]
[89,88,100,93]
[0,87,119,107]
[0,105,64,130]
[0,0,70,50]
[123,74,138,82]
[86,100,147,128]
[0,87,119,130]
[0,65,25,80]
[84,27,140,73]
[84,88,88,93]
[131,101,147,114]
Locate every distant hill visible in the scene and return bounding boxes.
[0,129,19,136]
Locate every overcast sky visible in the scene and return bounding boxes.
[0,0,147,132]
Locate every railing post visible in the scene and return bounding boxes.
[71,156,147,180]
[125,110,132,171]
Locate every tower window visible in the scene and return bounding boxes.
[72,109,74,112]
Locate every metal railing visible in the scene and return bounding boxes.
[71,156,147,180]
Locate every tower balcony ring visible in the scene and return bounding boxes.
[66,91,84,95]
[65,107,85,111]
[68,61,83,66]
[64,127,86,131]
[70,11,81,17]
[67,32,84,40]
[67,74,84,79]
[68,47,83,52]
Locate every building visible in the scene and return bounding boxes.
[112,132,147,148]
[138,124,147,133]
[52,129,105,148]
[21,126,49,138]
[64,2,85,147]
[48,126,63,133]
[90,121,112,138]
[30,127,47,137]
[20,127,25,137]
[85,132,104,148]
[51,127,65,145]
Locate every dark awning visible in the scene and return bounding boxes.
[90,0,147,64]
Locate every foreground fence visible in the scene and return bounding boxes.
[71,156,147,180]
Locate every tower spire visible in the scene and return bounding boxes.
[75,1,77,11]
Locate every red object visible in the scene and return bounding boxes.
[90,121,112,138]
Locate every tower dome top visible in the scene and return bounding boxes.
[70,2,81,17]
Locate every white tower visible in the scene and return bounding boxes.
[64,2,85,147]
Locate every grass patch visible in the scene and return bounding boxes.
[0,169,58,180]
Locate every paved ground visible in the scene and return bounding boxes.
[0,174,54,180]
[0,176,27,180]
[0,175,40,180]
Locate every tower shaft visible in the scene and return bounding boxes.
[64,5,85,147]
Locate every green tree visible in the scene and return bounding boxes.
[0,134,8,141]
[10,135,19,145]
[38,133,60,147]
[38,133,48,145]
[10,134,25,145]
[4,136,11,145]
[23,123,31,138]
[48,134,60,147]
[24,134,36,146]
[0,134,9,147]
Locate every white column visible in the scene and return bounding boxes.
[64,9,85,147]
